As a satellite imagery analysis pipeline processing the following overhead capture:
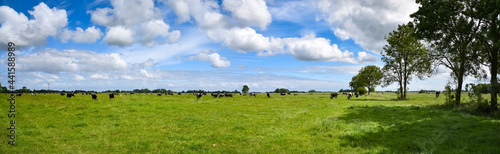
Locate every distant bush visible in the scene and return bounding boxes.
[356,87,367,95]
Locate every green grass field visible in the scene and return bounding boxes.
[1,92,499,153]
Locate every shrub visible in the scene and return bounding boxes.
[444,83,455,107]
[356,87,367,95]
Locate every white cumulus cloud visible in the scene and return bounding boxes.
[75,75,85,81]
[17,48,128,73]
[167,0,364,64]
[317,0,419,53]
[89,0,180,47]
[357,51,379,63]
[102,26,134,47]
[0,2,67,47]
[223,0,272,30]
[60,26,103,43]
[90,73,109,79]
[189,50,231,68]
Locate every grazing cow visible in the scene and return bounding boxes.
[250,92,257,97]
[211,93,218,98]
[195,93,203,99]
[178,92,181,95]
[348,93,353,99]
[130,92,135,94]
[16,93,22,97]
[67,93,75,98]
[60,93,65,96]
[436,91,441,98]
[287,92,291,95]
[267,92,270,98]
[218,93,225,98]
[157,93,162,96]
[280,93,286,96]
[355,93,359,98]
[109,93,115,99]
[91,94,98,100]
[330,92,338,99]
[225,93,233,97]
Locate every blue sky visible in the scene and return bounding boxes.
[0,0,472,92]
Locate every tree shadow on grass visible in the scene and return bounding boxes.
[335,105,500,153]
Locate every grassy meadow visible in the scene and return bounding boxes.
[1,92,500,153]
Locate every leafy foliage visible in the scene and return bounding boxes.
[411,0,484,106]
[382,23,433,100]
[242,85,249,94]
[274,88,290,93]
[349,65,382,95]
[356,87,367,95]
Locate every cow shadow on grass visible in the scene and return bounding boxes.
[333,105,500,153]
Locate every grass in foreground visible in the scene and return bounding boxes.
[1,92,499,153]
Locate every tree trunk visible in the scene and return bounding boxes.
[399,81,403,100]
[455,69,464,106]
[489,16,499,112]
[403,75,407,100]
[490,48,498,112]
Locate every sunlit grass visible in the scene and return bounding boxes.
[0,92,499,153]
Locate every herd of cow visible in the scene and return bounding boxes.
[10,91,442,100]
[329,92,359,99]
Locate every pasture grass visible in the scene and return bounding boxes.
[1,92,499,153]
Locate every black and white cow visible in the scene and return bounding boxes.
[195,93,203,99]
[250,92,257,97]
[267,92,270,98]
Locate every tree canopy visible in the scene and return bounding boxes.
[350,65,382,95]
[382,23,433,100]
[242,85,249,94]
[411,0,487,106]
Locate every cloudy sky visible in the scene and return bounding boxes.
[0,0,478,92]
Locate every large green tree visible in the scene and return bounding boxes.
[411,0,483,105]
[242,85,249,94]
[382,23,433,100]
[358,65,382,95]
[475,0,500,112]
[350,65,382,95]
